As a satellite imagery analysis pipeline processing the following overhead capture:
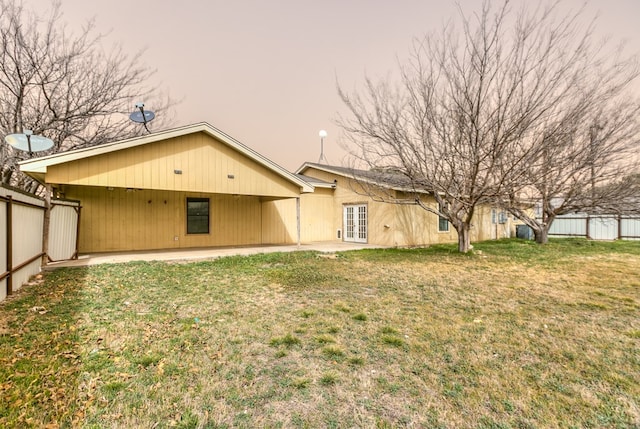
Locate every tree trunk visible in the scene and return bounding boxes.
[534,227,549,244]
[457,223,472,253]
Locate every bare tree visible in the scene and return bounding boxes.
[0,0,172,193]
[338,0,639,252]
[504,101,640,243]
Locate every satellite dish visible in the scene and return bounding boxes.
[4,130,54,155]
[129,102,155,133]
[129,110,155,123]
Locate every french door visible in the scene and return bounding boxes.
[343,204,367,243]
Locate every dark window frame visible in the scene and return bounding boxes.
[186,197,210,234]
[438,202,449,232]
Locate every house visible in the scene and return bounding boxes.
[266,162,512,247]
[19,123,510,255]
[19,123,312,253]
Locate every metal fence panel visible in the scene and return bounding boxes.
[588,217,618,240]
[621,217,640,241]
[548,216,587,237]
[13,203,44,265]
[49,201,79,261]
[0,186,45,300]
[546,214,640,240]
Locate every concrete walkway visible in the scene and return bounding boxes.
[45,242,385,268]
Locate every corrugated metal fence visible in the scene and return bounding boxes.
[547,214,640,240]
[49,199,81,262]
[1,185,79,302]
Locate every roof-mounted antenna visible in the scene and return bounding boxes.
[4,129,54,157]
[318,129,328,164]
[129,102,155,133]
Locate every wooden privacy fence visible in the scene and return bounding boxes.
[0,185,80,302]
[547,214,640,240]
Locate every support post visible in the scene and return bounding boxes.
[6,195,12,296]
[41,184,52,266]
[618,215,622,240]
[73,205,81,259]
[296,197,301,248]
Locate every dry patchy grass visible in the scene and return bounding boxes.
[1,239,639,428]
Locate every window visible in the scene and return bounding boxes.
[186,197,209,234]
[492,209,508,224]
[438,202,449,232]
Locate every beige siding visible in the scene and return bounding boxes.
[300,188,337,241]
[471,206,515,241]
[261,199,296,244]
[263,187,337,243]
[48,132,300,198]
[65,185,296,253]
[298,167,511,247]
[272,168,459,247]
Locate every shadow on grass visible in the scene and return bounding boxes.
[0,267,89,427]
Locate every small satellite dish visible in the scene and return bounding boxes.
[129,110,155,123]
[4,130,54,154]
[129,102,155,133]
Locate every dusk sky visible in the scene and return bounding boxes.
[28,0,640,171]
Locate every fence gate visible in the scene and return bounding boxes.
[48,199,81,262]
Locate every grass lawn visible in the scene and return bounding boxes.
[1,239,639,428]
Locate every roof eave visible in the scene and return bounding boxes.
[297,162,429,194]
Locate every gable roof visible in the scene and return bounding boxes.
[296,162,430,194]
[295,173,336,189]
[19,122,314,193]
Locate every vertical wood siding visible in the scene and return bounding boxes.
[64,186,296,252]
[47,133,300,198]
[262,188,336,243]
[261,199,296,244]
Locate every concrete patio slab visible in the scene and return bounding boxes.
[45,242,386,268]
